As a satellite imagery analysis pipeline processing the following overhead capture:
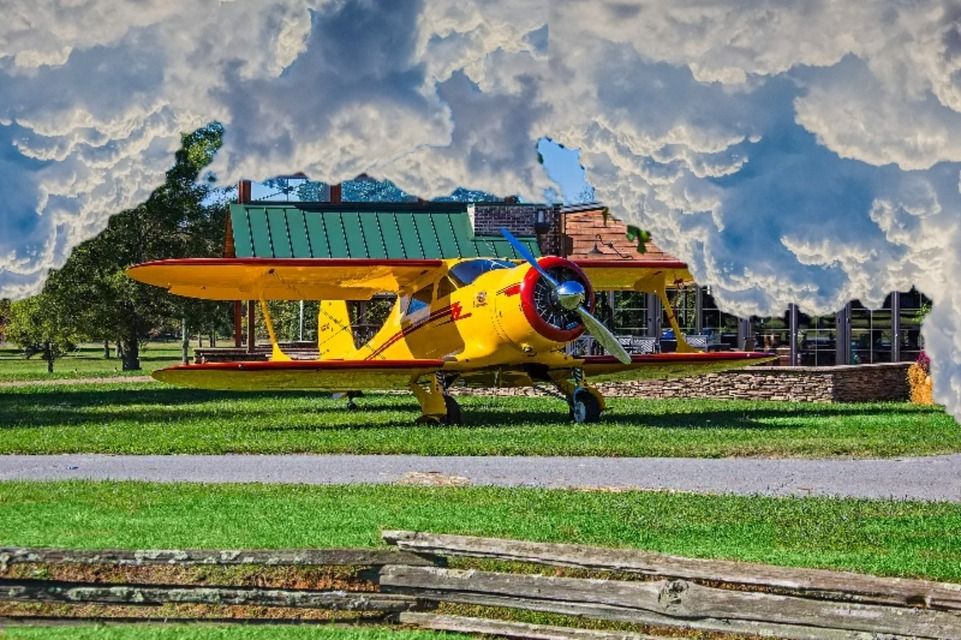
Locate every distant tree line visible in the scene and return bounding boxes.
[4,124,232,372]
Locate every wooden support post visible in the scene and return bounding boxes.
[233,301,243,348]
[246,300,256,353]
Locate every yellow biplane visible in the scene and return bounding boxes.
[128,229,773,423]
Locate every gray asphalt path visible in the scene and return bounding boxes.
[2,454,960,502]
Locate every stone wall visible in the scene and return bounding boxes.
[455,362,912,403]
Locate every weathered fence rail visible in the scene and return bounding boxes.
[383,530,961,611]
[2,533,960,639]
[0,578,418,612]
[0,546,434,568]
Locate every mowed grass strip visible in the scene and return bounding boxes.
[0,382,957,457]
[0,624,467,640]
[0,343,182,382]
[1,482,960,582]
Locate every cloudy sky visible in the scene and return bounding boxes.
[2,0,961,418]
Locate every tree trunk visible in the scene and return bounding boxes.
[121,337,140,371]
[181,318,189,365]
[44,342,54,373]
[103,340,111,359]
[209,333,216,348]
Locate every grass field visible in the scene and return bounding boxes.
[1,481,959,582]
[0,342,182,382]
[0,380,956,457]
[0,625,465,640]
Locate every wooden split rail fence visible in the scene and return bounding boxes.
[2,531,961,639]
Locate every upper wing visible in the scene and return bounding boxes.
[574,259,694,291]
[127,258,444,300]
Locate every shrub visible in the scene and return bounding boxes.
[907,351,933,405]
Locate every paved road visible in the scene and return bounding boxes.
[2,454,960,502]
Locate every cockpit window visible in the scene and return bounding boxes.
[403,285,433,320]
[435,276,458,299]
[449,259,515,286]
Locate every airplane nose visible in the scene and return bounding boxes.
[556,279,586,311]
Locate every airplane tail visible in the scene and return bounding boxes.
[318,301,356,359]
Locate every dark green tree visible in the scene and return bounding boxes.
[6,294,81,373]
[43,123,229,370]
[0,298,10,342]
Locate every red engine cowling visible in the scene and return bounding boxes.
[519,256,595,343]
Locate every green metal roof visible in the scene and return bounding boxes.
[228,203,542,260]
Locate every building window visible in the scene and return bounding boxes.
[699,288,740,349]
[851,297,893,364]
[898,288,930,362]
[797,311,837,366]
[610,291,648,335]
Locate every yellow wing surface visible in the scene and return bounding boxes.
[153,351,775,392]
[127,258,444,301]
[154,359,448,391]
[574,259,693,291]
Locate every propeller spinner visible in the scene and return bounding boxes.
[501,228,632,365]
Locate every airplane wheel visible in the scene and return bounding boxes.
[443,395,463,425]
[345,391,362,411]
[571,389,602,424]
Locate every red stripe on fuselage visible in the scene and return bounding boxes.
[364,303,469,360]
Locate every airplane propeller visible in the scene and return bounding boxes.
[501,228,632,365]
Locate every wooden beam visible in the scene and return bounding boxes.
[233,301,243,349]
[381,565,959,639]
[0,579,420,612]
[382,531,961,612]
[0,547,436,568]
[246,300,256,353]
[398,612,688,640]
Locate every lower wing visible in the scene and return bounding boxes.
[153,352,775,392]
[573,351,777,382]
[152,360,445,392]
[453,351,776,389]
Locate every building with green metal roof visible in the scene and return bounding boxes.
[225,201,542,261]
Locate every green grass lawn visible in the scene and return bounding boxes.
[0,625,466,640]
[1,481,959,581]
[0,342,183,382]
[0,381,956,457]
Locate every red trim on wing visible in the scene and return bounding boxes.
[131,257,444,269]
[160,359,445,372]
[581,351,775,365]
[520,257,595,343]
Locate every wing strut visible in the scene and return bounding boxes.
[258,297,293,362]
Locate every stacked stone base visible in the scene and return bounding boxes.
[454,362,911,403]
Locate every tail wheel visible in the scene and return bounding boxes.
[443,395,463,425]
[571,388,602,424]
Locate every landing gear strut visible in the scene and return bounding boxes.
[346,391,361,411]
[411,374,462,425]
[551,368,606,424]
